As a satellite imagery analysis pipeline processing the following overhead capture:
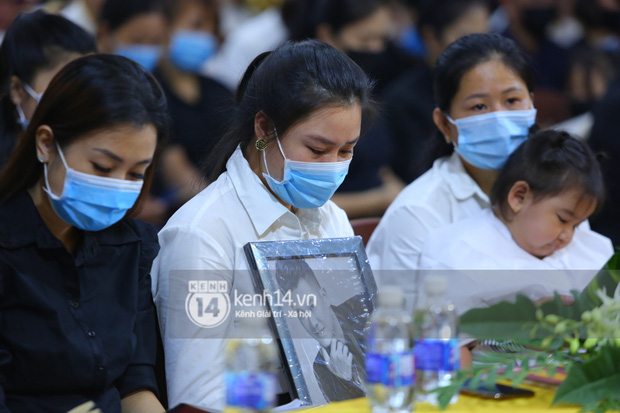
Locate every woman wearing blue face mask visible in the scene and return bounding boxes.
[368,33,538,275]
[151,40,375,410]
[96,0,166,72]
[0,10,96,169]
[149,0,233,222]
[0,54,169,412]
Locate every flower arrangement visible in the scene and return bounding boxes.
[436,252,620,413]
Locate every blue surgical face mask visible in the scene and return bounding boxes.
[16,82,43,130]
[262,131,351,209]
[169,30,217,72]
[115,44,162,72]
[43,143,144,231]
[447,109,537,170]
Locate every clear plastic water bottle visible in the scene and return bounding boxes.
[413,275,459,405]
[365,286,415,413]
[225,314,279,413]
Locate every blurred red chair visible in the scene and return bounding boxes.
[350,217,381,247]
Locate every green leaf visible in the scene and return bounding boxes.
[572,252,620,313]
[436,382,462,410]
[553,345,620,407]
[460,295,539,340]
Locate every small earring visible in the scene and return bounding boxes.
[255,138,268,151]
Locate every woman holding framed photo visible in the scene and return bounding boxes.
[151,39,375,410]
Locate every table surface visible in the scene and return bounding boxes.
[306,382,581,412]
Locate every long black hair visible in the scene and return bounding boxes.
[0,10,97,162]
[204,40,375,181]
[0,54,169,216]
[427,33,534,164]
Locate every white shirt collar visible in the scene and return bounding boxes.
[226,146,322,237]
[441,152,490,204]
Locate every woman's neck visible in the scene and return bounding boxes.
[461,157,499,197]
[27,181,80,253]
[243,143,297,214]
[159,59,201,105]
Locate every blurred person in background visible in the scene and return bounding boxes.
[291,0,416,94]
[0,10,96,169]
[382,0,490,183]
[60,0,106,34]
[586,0,620,249]
[494,0,572,126]
[203,0,298,90]
[97,0,166,72]
[151,0,233,218]
[0,0,40,42]
[97,0,170,225]
[572,0,620,67]
[551,0,619,138]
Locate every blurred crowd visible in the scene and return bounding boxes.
[1,0,619,244]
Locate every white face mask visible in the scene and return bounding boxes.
[16,82,43,130]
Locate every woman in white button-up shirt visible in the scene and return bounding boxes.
[151,40,375,410]
[419,130,613,314]
[367,33,538,285]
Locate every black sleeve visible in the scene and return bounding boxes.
[115,220,161,398]
[0,267,12,412]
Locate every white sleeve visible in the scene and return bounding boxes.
[367,203,444,271]
[151,225,232,411]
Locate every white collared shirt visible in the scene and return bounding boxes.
[418,208,613,314]
[367,152,490,273]
[60,0,97,34]
[151,146,353,410]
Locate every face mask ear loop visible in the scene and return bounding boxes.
[43,143,69,199]
[262,127,287,178]
[445,113,459,148]
[16,104,27,126]
[42,163,59,199]
[55,142,70,170]
[23,83,42,103]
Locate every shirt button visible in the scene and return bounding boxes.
[97,364,105,371]
[71,301,80,309]
[88,330,96,337]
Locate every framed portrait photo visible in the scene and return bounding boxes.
[244,236,377,407]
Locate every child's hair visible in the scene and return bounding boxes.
[491,129,605,220]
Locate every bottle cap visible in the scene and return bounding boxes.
[377,286,405,308]
[423,275,447,295]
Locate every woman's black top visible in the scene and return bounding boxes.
[0,191,160,413]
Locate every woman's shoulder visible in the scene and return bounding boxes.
[390,156,458,208]
[163,173,241,229]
